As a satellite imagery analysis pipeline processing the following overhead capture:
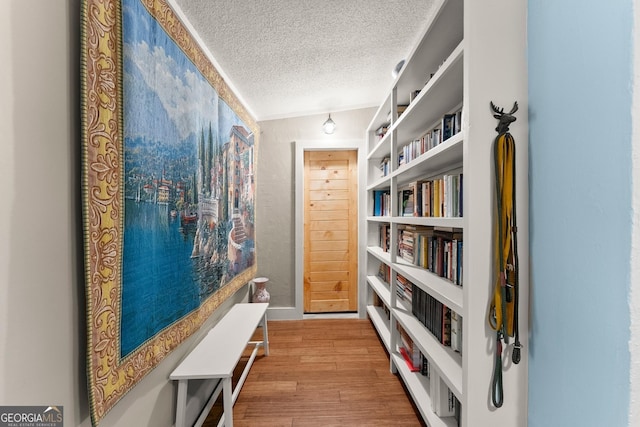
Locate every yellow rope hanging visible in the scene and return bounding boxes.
[488,101,521,409]
[489,132,516,339]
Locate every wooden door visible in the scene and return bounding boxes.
[303,150,358,313]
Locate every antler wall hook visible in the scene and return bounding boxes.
[490,101,518,135]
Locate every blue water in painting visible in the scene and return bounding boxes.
[120,200,200,357]
[118,0,255,359]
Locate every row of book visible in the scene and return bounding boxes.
[379,224,390,252]
[372,292,391,321]
[399,174,463,218]
[378,157,391,178]
[443,110,463,141]
[397,110,462,168]
[375,124,389,139]
[398,225,463,287]
[397,322,430,378]
[411,283,462,354]
[421,174,463,218]
[375,104,410,141]
[432,374,462,422]
[377,262,391,284]
[373,174,462,218]
[397,321,461,423]
[372,189,391,216]
[398,187,415,216]
[386,104,410,125]
[396,273,413,305]
[376,265,461,355]
[372,265,461,425]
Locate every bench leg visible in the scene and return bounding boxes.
[223,377,233,426]
[262,312,269,356]
[175,379,188,427]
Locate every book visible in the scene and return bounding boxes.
[409,90,421,104]
[454,394,462,427]
[387,105,409,122]
[432,128,441,146]
[399,347,420,372]
[396,274,413,303]
[372,190,383,216]
[398,188,414,216]
[379,224,390,252]
[421,181,430,217]
[379,157,391,177]
[424,227,463,284]
[451,311,462,353]
[412,174,463,218]
[459,173,463,217]
[397,323,421,371]
[442,305,451,346]
[431,375,456,417]
[409,180,426,216]
[410,283,458,347]
[442,113,455,141]
[375,124,389,138]
[454,110,463,134]
[420,353,430,378]
[372,190,391,216]
[377,263,391,284]
[398,227,415,263]
[412,226,433,268]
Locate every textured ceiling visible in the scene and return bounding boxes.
[171,0,439,121]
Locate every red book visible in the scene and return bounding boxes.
[399,347,420,372]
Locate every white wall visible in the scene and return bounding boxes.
[1,0,88,420]
[256,109,375,318]
[0,1,247,426]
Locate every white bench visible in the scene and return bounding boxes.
[169,302,269,427]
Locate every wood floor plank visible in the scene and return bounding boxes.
[203,318,425,427]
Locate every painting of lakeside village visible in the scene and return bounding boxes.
[119,0,256,358]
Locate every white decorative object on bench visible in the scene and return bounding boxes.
[251,277,270,303]
[170,302,269,427]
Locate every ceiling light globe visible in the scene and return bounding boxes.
[323,115,336,134]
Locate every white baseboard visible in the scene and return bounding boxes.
[266,306,302,320]
[265,306,366,321]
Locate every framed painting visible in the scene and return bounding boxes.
[80,0,259,424]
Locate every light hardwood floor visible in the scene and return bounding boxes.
[204,318,426,426]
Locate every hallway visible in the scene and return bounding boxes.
[204,318,426,426]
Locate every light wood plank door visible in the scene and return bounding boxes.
[303,150,358,313]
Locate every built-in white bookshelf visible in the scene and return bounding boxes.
[362,0,528,425]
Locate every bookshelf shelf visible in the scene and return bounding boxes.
[394,307,462,398]
[394,260,463,314]
[367,132,391,161]
[367,275,391,307]
[391,216,464,228]
[391,353,457,427]
[366,304,391,351]
[366,216,391,223]
[393,42,464,144]
[392,133,464,187]
[362,0,528,425]
[366,175,391,192]
[366,246,391,264]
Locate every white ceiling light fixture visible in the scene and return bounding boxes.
[322,114,336,134]
[392,59,405,78]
